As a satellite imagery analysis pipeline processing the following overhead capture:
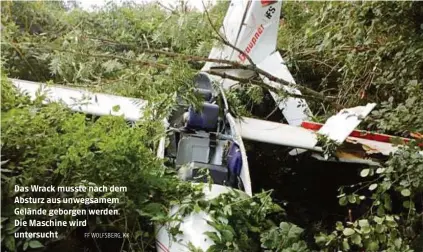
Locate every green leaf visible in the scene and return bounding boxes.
[29,240,44,248]
[339,196,348,206]
[204,231,221,243]
[187,242,204,252]
[193,203,201,213]
[112,105,121,112]
[377,205,385,216]
[369,183,378,191]
[358,219,369,227]
[403,200,412,209]
[102,59,123,73]
[4,235,15,251]
[376,168,386,174]
[378,233,387,243]
[343,228,355,236]
[360,168,370,177]
[137,203,165,218]
[367,241,379,251]
[374,216,384,224]
[221,229,234,242]
[342,239,350,250]
[288,224,304,238]
[348,195,357,204]
[361,225,371,234]
[351,233,362,245]
[400,188,411,197]
[394,238,402,248]
[384,194,392,211]
[375,224,385,234]
[315,233,328,244]
[336,221,344,231]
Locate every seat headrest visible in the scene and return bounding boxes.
[187,102,219,131]
[227,143,242,176]
[194,73,213,91]
[195,88,212,102]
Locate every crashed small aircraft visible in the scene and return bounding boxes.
[10,0,416,251]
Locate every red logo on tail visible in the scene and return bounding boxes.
[261,0,277,7]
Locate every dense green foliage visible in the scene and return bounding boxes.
[279,1,423,134]
[1,74,197,251]
[278,2,423,251]
[1,1,423,251]
[316,144,423,252]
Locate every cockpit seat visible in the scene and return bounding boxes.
[194,72,213,91]
[191,162,228,185]
[178,161,228,185]
[194,88,213,102]
[186,102,219,131]
[176,136,210,165]
[227,143,242,176]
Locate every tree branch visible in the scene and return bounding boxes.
[206,70,313,100]
[83,36,255,69]
[83,35,339,105]
[15,38,340,106]
[205,70,342,109]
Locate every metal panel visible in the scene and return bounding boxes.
[344,137,398,156]
[317,103,376,143]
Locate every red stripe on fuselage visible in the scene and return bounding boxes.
[156,240,169,252]
[301,121,412,144]
[261,0,277,7]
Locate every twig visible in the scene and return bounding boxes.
[156,1,177,14]
[265,105,280,120]
[142,34,150,49]
[9,42,44,81]
[206,70,343,108]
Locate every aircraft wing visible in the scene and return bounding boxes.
[235,103,404,165]
[235,116,320,150]
[237,103,376,147]
[10,79,148,121]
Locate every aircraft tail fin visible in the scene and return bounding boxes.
[203,0,282,69]
[203,0,313,126]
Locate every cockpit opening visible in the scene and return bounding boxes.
[165,73,244,189]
